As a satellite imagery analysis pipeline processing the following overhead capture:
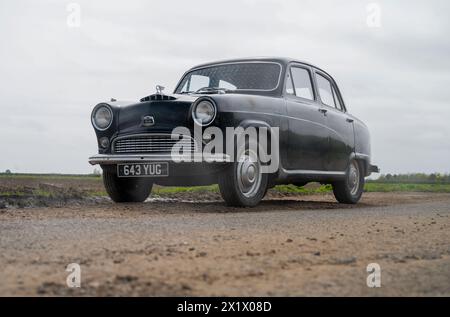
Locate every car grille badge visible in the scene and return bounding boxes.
[142,115,155,127]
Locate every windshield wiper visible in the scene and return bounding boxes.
[179,87,235,94]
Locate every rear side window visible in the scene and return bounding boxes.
[316,73,335,107]
[290,67,314,100]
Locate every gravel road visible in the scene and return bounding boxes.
[0,192,449,296]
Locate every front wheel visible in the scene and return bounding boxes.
[103,170,153,203]
[218,143,268,207]
[332,160,364,204]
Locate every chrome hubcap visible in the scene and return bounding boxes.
[237,150,261,198]
[348,161,360,196]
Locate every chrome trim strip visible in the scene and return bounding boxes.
[355,152,370,159]
[89,153,231,165]
[113,133,188,141]
[282,168,346,176]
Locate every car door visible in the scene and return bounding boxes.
[314,70,354,172]
[285,64,329,171]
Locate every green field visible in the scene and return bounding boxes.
[363,182,450,193]
[273,182,450,194]
[0,173,100,180]
[1,173,450,198]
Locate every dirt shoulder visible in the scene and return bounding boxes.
[2,175,449,210]
[1,190,450,219]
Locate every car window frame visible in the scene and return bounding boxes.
[314,71,336,108]
[331,81,347,112]
[332,85,343,111]
[283,63,317,103]
[313,69,347,113]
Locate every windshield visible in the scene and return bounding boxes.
[175,62,281,93]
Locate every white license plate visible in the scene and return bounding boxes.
[117,163,169,177]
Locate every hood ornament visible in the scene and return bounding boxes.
[156,85,165,95]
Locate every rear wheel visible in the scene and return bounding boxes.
[218,140,268,207]
[332,160,364,204]
[103,170,153,202]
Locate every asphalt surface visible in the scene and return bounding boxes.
[0,193,449,296]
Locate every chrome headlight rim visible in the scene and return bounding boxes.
[192,98,217,127]
[91,104,113,131]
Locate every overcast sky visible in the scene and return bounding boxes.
[0,0,449,174]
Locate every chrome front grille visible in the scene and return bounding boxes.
[113,134,198,154]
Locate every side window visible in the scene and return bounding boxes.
[332,86,343,111]
[290,67,314,100]
[316,73,335,107]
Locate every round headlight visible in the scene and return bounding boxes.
[92,105,113,130]
[192,100,216,126]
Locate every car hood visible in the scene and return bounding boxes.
[111,94,200,135]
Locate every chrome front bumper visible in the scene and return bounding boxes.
[89,153,231,165]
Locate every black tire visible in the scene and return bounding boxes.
[218,139,268,207]
[332,160,365,204]
[103,170,153,203]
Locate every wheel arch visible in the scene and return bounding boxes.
[349,152,370,177]
[236,119,280,184]
[234,119,275,149]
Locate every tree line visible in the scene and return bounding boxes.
[372,173,450,184]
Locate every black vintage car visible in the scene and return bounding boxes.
[89,57,378,207]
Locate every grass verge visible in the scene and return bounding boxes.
[2,174,450,199]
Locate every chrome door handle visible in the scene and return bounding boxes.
[346,118,354,123]
[318,108,328,115]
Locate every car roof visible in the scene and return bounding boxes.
[188,56,333,78]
